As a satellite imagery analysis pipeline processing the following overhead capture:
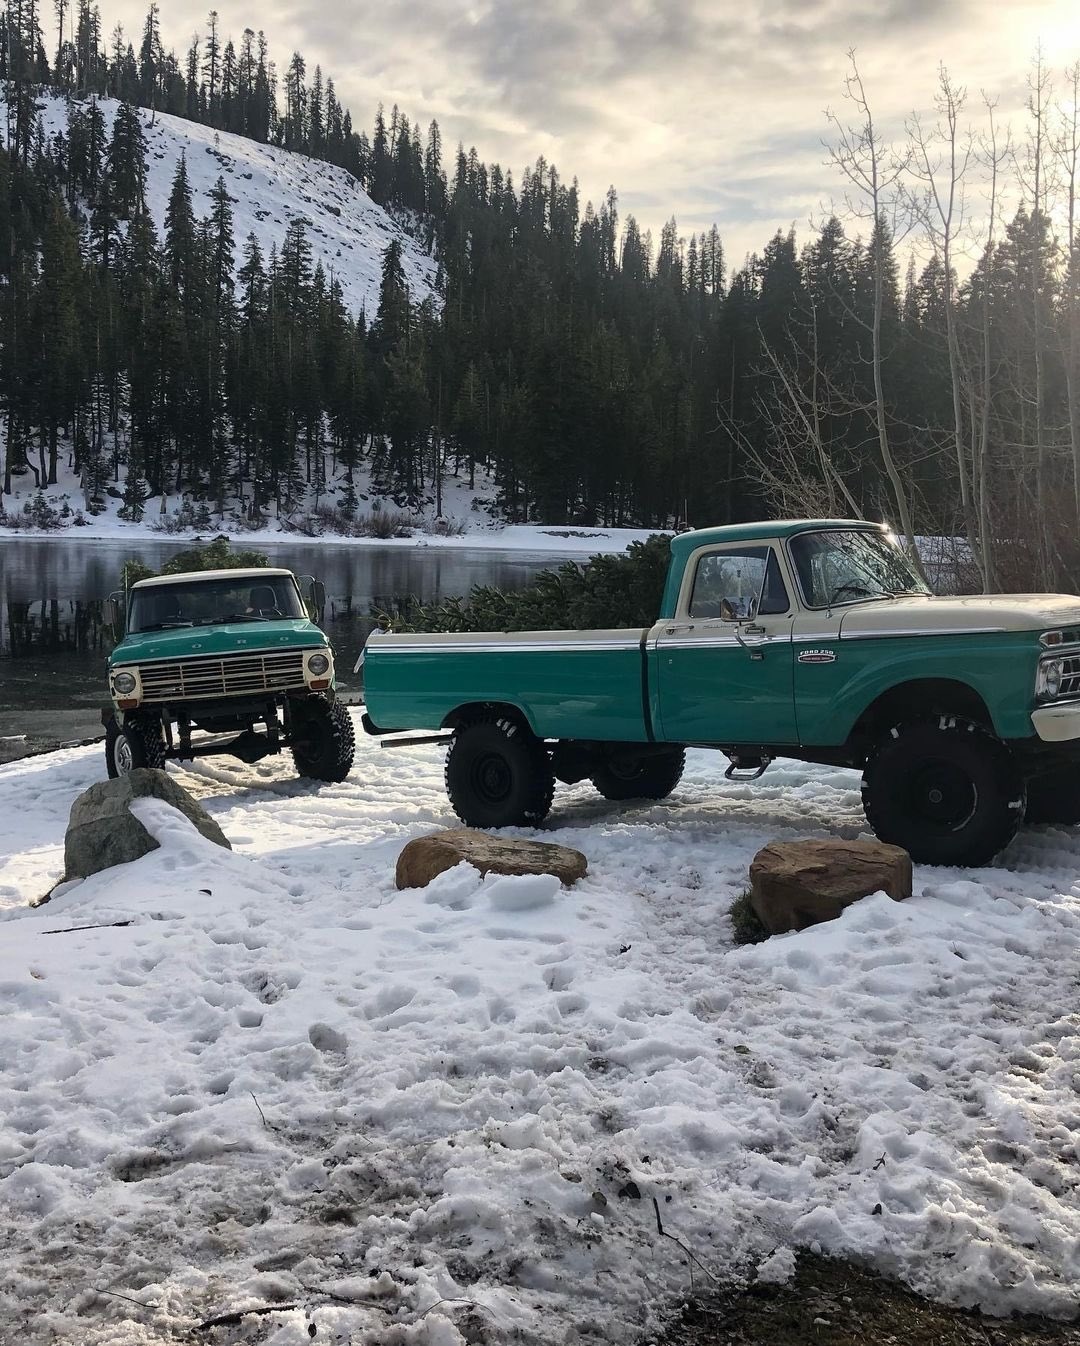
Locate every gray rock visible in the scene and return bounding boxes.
[396,828,587,890]
[749,838,911,936]
[64,768,231,881]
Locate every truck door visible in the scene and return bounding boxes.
[655,543,797,744]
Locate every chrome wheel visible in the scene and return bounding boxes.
[113,732,134,775]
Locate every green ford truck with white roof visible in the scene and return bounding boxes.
[104,566,354,782]
[361,519,1080,867]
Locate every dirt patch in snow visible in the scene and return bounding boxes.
[661,1254,1080,1345]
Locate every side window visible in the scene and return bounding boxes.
[688,548,789,620]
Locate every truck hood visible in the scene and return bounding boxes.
[838,593,1080,638]
[110,619,328,666]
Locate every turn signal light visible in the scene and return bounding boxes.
[310,679,330,690]
[117,698,139,709]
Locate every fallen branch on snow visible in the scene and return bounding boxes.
[195,1301,301,1330]
[652,1196,720,1294]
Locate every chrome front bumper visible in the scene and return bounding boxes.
[1031,704,1080,742]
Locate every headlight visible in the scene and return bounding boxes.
[307,652,331,675]
[113,671,137,695]
[1037,659,1064,699]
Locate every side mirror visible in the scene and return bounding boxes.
[299,576,326,620]
[105,592,124,635]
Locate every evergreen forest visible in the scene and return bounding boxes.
[1,1,1079,588]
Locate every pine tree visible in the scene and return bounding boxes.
[138,2,161,107]
[104,100,147,218]
[184,36,200,119]
[206,175,234,312]
[203,10,220,124]
[34,198,84,483]
[163,153,197,297]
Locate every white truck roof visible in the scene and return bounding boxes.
[131,568,295,588]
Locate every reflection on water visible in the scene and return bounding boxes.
[0,538,571,712]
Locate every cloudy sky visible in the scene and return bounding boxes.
[106,0,1078,264]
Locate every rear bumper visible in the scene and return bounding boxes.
[1031,704,1080,742]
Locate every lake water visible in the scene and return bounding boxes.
[0,538,572,747]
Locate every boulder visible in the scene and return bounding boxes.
[749,838,911,935]
[396,828,587,890]
[64,768,231,881]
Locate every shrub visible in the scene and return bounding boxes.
[120,536,270,590]
[729,890,769,945]
[383,533,673,633]
[357,508,415,539]
[161,536,270,575]
[29,493,65,530]
[151,501,200,534]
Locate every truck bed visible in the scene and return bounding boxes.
[361,627,652,741]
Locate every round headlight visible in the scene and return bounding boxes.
[113,671,137,695]
[1042,659,1063,698]
[307,652,330,676]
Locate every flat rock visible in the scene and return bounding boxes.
[64,768,231,881]
[396,828,587,890]
[749,838,911,935]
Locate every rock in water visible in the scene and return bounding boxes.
[64,768,231,880]
[397,828,587,890]
[749,838,911,935]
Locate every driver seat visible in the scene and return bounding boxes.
[248,584,279,615]
[154,593,183,623]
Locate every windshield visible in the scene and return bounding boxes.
[128,575,306,633]
[789,529,929,608]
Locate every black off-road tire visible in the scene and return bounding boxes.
[445,715,555,828]
[591,747,686,801]
[105,715,167,778]
[290,698,355,782]
[1023,766,1080,826]
[861,717,1025,867]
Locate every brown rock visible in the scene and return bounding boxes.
[749,838,911,935]
[396,828,587,890]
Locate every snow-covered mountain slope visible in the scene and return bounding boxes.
[15,94,439,319]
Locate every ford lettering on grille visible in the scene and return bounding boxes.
[139,650,308,703]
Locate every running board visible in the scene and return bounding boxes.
[724,756,772,782]
[380,733,454,749]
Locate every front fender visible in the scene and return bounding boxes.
[795,632,1040,745]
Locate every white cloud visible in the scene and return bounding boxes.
[102,0,1079,265]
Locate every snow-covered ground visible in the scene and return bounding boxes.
[3,730,1080,1343]
[3,94,439,321]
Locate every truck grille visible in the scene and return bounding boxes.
[138,650,307,704]
[1060,656,1080,699]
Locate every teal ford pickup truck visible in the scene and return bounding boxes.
[104,567,354,782]
[360,520,1080,866]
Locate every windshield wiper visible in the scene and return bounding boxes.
[202,614,269,625]
[827,582,878,606]
[135,620,194,632]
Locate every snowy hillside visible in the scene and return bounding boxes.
[16,94,439,319]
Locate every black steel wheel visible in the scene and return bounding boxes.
[591,747,686,801]
[290,698,355,782]
[445,716,554,828]
[861,717,1024,867]
[105,715,167,778]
